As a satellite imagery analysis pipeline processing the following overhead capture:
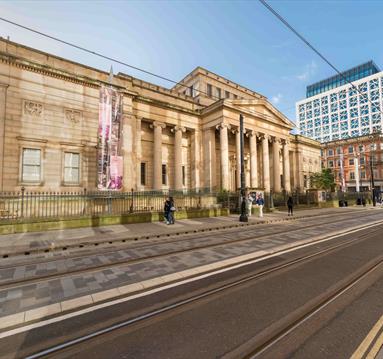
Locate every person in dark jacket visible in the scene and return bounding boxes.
[164,197,171,224]
[287,196,294,216]
[168,196,176,224]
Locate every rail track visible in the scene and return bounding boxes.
[0,211,382,290]
[24,224,383,359]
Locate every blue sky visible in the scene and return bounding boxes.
[1,0,382,122]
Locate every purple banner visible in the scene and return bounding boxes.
[97,86,123,190]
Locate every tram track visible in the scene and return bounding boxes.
[23,224,383,359]
[0,211,381,290]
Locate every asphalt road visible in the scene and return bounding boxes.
[3,222,383,359]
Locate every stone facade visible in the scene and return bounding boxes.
[0,38,320,193]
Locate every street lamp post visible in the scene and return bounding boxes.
[239,114,248,222]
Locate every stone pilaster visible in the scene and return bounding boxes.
[0,84,8,191]
[135,117,142,190]
[150,121,166,190]
[262,134,271,192]
[172,125,186,190]
[273,137,281,193]
[217,123,230,190]
[283,139,291,192]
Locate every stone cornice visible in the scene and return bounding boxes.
[134,95,201,116]
[16,136,48,144]
[0,52,137,98]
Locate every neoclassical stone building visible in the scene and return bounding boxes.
[0,38,320,193]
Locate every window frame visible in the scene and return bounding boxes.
[63,152,80,185]
[21,147,42,184]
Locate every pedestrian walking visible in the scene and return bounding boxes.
[247,193,254,217]
[168,196,176,224]
[164,197,171,224]
[256,194,264,218]
[287,196,294,216]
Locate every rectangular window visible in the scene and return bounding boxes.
[350,172,355,180]
[360,157,365,165]
[162,164,167,185]
[348,146,354,154]
[216,87,221,99]
[328,149,333,156]
[328,160,334,167]
[336,147,341,154]
[233,94,238,99]
[225,91,230,99]
[140,162,146,186]
[182,165,186,186]
[64,152,80,184]
[189,85,194,97]
[349,159,354,166]
[22,148,41,182]
[207,84,212,97]
[361,171,366,179]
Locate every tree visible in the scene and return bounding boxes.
[309,168,336,193]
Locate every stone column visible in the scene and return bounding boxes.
[217,123,230,190]
[191,130,201,190]
[262,134,271,192]
[172,125,186,190]
[273,137,282,193]
[150,121,166,190]
[135,117,142,190]
[0,84,8,191]
[203,128,216,190]
[283,139,291,192]
[248,130,258,188]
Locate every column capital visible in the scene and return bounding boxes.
[150,121,166,129]
[246,130,259,138]
[171,125,186,133]
[272,136,282,144]
[232,127,247,135]
[282,138,291,146]
[216,123,231,130]
[259,133,270,141]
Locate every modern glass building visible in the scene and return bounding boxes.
[296,61,383,143]
[306,61,380,98]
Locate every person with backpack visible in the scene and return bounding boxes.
[287,196,294,216]
[256,194,264,218]
[164,197,171,224]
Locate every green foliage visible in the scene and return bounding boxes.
[309,168,336,192]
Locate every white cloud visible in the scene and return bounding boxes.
[297,60,317,81]
[271,93,283,105]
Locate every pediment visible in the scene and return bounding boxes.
[229,99,295,129]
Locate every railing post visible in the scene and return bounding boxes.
[21,186,25,218]
[130,188,134,213]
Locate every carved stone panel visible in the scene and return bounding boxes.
[64,109,82,125]
[23,100,43,117]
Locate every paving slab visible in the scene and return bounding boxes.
[0,207,370,257]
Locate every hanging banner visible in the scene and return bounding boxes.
[97,86,123,190]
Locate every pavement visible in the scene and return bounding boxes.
[0,206,370,257]
[0,206,382,332]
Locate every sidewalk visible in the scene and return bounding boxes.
[0,207,365,257]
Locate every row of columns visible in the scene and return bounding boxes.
[149,121,192,191]
[217,123,291,193]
